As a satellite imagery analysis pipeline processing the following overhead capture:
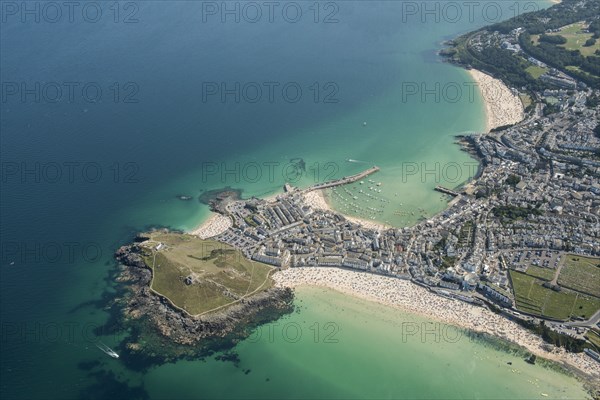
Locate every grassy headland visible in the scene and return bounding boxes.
[139,232,274,316]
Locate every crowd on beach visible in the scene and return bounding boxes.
[273,267,600,379]
[468,69,525,132]
[190,213,232,239]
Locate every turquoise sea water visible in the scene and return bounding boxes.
[1,1,587,398]
[146,287,589,399]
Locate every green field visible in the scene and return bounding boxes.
[525,65,548,79]
[558,255,600,296]
[509,270,600,320]
[565,65,596,78]
[525,265,555,281]
[566,65,583,73]
[519,93,533,108]
[533,22,600,57]
[142,232,273,316]
[554,22,600,57]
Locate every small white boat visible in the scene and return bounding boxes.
[96,342,119,359]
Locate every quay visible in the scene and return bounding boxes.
[434,185,460,197]
[305,166,380,192]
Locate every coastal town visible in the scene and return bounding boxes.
[111,0,600,391]
[181,5,600,381]
[187,84,600,376]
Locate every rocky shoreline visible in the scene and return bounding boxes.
[198,187,243,214]
[112,235,294,367]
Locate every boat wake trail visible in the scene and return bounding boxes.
[95,341,119,359]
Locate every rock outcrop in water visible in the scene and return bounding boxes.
[198,187,243,214]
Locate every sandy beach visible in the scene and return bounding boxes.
[467,69,524,132]
[303,189,391,231]
[273,267,600,380]
[189,213,232,239]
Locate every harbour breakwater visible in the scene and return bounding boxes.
[306,166,380,191]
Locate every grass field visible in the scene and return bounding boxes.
[566,65,583,73]
[558,255,600,296]
[519,93,533,108]
[142,232,273,316]
[554,22,600,57]
[532,22,600,57]
[509,270,600,320]
[525,65,548,79]
[565,65,597,79]
[525,265,555,281]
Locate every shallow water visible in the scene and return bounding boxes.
[145,286,589,399]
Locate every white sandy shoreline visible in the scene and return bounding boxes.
[189,213,232,238]
[467,69,525,132]
[273,267,600,380]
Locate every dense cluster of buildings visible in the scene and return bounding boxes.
[215,192,409,277]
